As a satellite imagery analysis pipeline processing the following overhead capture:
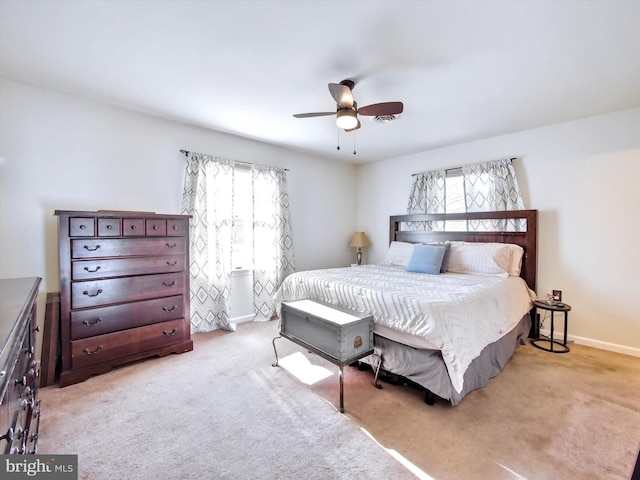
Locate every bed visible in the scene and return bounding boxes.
[274,210,538,406]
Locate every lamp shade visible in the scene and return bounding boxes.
[349,232,371,248]
[336,109,358,130]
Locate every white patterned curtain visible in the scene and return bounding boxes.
[406,169,446,231]
[462,158,525,231]
[252,165,295,321]
[181,152,235,333]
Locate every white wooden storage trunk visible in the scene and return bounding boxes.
[280,299,373,365]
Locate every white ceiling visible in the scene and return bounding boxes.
[2,1,640,164]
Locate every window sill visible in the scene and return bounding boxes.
[231,268,253,277]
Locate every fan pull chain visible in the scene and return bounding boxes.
[353,132,356,155]
[337,129,340,151]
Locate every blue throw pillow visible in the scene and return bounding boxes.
[406,244,447,275]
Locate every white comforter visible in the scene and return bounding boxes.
[273,264,535,393]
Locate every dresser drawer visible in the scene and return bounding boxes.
[10,328,33,394]
[69,217,95,237]
[97,218,121,236]
[146,218,166,236]
[123,218,145,236]
[70,319,187,370]
[71,237,186,259]
[71,272,184,309]
[72,254,185,280]
[70,295,184,339]
[167,218,188,236]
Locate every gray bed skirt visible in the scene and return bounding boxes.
[362,313,532,406]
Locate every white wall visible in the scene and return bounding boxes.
[0,78,357,328]
[356,107,640,355]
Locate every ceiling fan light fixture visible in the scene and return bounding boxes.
[336,109,358,130]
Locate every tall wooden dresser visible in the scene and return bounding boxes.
[55,210,193,387]
[0,277,42,454]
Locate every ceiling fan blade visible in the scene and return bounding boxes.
[357,102,404,116]
[344,119,361,132]
[328,83,354,108]
[293,112,335,118]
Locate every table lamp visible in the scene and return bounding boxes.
[349,232,371,265]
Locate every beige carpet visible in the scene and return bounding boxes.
[39,321,640,480]
[37,322,417,480]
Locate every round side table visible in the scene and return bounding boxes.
[531,300,571,353]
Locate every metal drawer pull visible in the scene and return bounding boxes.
[130,225,137,230]
[153,225,159,230]
[0,427,13,443]
[83,289,103,297]
[14,376,27,386]
[162,305,177,312]
[79,224,86,229]
[82,317,103,326]
[166,260,178,266]
[83,244,101,251]
[165,242,177,248]
[162,281,176,287]
[84,265,101,273]
[28,365,38,380]
[83,345,103,355]
[163,328,178,336]
[22,397,34,410]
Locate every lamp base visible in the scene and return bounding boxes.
[356,248,362,266]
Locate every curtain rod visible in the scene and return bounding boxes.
[180,149,289,171]
[411,157,517,176]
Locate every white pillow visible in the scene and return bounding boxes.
[447,241,524,276]
[446,242,514,276]
[382,241,416,266]
[508,245,524,276]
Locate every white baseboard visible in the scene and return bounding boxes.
[539,328,640,358]
[231,313,255,325]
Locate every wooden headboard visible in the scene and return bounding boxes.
[389,210,538,292]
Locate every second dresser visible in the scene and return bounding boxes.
[55,210,193,387]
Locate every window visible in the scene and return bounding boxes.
[445,168,466,231]
[182,152,294,329]
[232,166,253,270]
[406,158,524,233]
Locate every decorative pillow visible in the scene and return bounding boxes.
[382,241,415,266]
[406,244,447,275]
[446,242,513,276]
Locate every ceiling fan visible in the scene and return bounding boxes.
[293,79,403,132]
